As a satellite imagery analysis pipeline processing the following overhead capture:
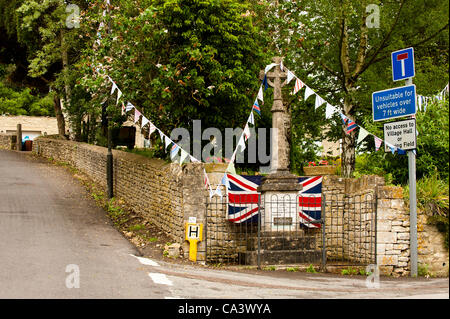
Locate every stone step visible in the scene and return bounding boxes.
[246,235,317,251]
[238,250,322,265]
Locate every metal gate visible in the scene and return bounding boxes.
[205,194,325,268]
[205,191,377,269]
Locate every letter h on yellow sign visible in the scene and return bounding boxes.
[185,223,203,262]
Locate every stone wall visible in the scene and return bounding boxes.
[32,137,207,260]
[418,210,449,276]
[0,133,14,150]
[322,175,381,266]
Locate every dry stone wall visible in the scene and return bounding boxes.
[32,138,207,260]
[0,134,13,150]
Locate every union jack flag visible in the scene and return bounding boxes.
[226,174,322,228]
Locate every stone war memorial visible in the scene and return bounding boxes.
[7,55,444,278]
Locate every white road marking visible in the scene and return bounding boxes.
[148,273,173,286]
[129,254,159,266]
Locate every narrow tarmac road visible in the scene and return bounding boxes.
[0,149,448,300]
[0,150,170,298]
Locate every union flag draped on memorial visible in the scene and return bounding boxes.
[226,174,322,228]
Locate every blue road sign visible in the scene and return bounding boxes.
[391,47,415,81]
[372,85,416,122]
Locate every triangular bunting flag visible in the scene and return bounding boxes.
[346,118,357,134]
[125,102,135,112]
[110,81,118,95]
[325,103,337,119]
[293,78,304,95]
[164,136,172,150]
[314,94,326,110]
[116,89,122,105]
[170,143,180,160]
[248,111,255,125]
[243,124,251,141]
[263,75,268,91]
[149,122,157,136]
[257,86,264,104]
[374,136,383,151]
[357,127,369,144]
[287,70,295,84]
[141,116,149,128]
[158,129,165,143]
[304,86,315,101]
[237,135,246,152]
[179,149,188,164]
[252,99,261,116]
[214,185,222,198]
[220,173,230,190]
[134,109,141,123]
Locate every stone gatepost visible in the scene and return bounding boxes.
[256,57,302,232]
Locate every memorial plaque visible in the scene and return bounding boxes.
[263,192,298,231]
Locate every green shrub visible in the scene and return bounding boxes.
[404,172,449,249]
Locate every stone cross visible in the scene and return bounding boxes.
[259,56,291,173]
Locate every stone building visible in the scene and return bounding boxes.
[0,115,58,141]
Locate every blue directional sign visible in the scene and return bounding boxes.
[372,85,416,122]
[391,47,415,81]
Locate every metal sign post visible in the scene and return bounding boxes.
[405,77,418,277]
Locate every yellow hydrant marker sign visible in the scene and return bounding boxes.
[185,223,203,262]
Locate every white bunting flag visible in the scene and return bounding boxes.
[179,149,188,164]
[287,70,295,85]
[280,60,284,72]
[226,162,237,175]
[110,81,118,95]
[325,103,337,119]
[164,136,172,150]
[237,135,246,152]
[158,129,165,143]
[264,63,278,74]
[304,86,315,101]
[357,127,369,144]
[149,122,157,136]
[257,85,264,104]
[314,95,326,110]
[134,109,141,123]
[116,89,122,105]
[125,102,135,112]
[214,185,223,198]
[248,111,255,125]
[141,116,149,128]
[243,124,251,141]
